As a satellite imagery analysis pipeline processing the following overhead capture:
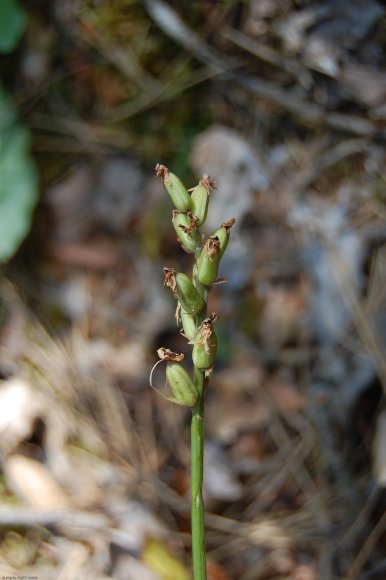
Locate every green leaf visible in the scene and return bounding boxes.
[0,87,39,262]
[0,0,27,53]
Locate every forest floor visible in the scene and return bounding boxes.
[1,1,386,578]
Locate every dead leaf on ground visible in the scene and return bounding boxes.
[5,455,70,510]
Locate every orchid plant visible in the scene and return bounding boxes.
[151,164,235,579]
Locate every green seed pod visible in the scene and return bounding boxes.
[156,164,191,212]
[197,236,221,286]
[211,218,236,257]
[176,273,204,315]
[172,210,200,253]
[190,176,215,226]
[192,318,218,370]
[166,362,198,406]
[180,308,197,340]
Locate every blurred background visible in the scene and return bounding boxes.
[1,1,386,578]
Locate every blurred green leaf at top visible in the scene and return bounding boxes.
[0,0,27,53]
[0,88,38,263]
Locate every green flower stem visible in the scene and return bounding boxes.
[191,267,208,580]
[191,373,206,580]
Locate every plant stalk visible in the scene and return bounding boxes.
[191,262,208,579]
[191,369,207,580]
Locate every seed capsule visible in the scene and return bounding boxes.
[197,236,221,286]
[180,309,197,340]
[211,218,236,257]
[172,210,200,253]
[190,175,215,226]
[192,318,218,370]
[156,164,191,212]
[175,273,204,315]
[166,362,198,406]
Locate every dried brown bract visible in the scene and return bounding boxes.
[163,267,177,294]
[197,318,215,354]
[179,210,199,234]
[222,217,236,231]
[157,347,185,362]
[199,175,216,193]
[155,163,171,185]
[203,236,220,261]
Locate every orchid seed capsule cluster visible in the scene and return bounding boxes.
[153,165,235,407]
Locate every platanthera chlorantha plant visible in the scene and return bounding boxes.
[150,164,235,580]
